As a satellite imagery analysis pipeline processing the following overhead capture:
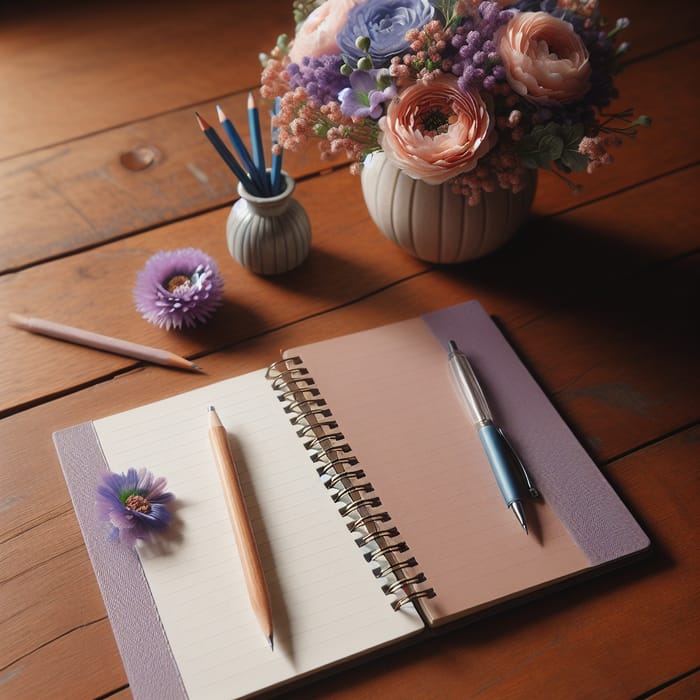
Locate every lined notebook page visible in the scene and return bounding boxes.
[93,369,423,699]
[287,317,591,627]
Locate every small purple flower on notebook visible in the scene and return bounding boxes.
[96,467,175,545]
[133,247,224,331]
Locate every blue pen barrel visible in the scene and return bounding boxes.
[478,423,520,506]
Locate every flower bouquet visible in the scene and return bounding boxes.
[261,0,649,205]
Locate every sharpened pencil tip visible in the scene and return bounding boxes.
[216,104,226,121]
[195,112,210,131]
[7,312,25,328]
[208,404,215,412]
[247,92,255,109]
[267,634,274,651]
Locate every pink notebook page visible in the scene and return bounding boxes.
[285,312,592,626]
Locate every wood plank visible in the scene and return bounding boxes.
[605,0,700,62]
[0,0,294,159]
[648,672,700,700]
[1,36,697,273]
[2,164,697,416]
[0,167,426,415]
[0,619,127,700]
[0,91,335,274]
[1,537,110,669]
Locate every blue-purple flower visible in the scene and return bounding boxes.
[339,68,397,119]
[134,248,224,331]
[337,0,436,67]
[96,467,175,545]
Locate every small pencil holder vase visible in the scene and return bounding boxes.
[226,173,311,275]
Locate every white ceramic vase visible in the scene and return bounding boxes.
[360,152,537,264]
[226,173,311,275]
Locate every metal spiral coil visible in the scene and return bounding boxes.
[266,355,436,611]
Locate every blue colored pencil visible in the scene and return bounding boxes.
[270,96,283,196]
[216,104,267,196]
[195,113,259,195]
[247,92,269,194]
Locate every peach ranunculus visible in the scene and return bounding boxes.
[497,11,591,104]
[378,74,496,185]
[288,0,365,63]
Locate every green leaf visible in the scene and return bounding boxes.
[558,123,588,173]
[516,136,550,169]
[559,150,589,172]
[539,134,564,162]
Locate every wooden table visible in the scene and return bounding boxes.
[1,1,698,698]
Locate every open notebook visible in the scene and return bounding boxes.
[53,300,649,699]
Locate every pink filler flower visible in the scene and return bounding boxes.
[378,74,496,185]
[497,11,591,104]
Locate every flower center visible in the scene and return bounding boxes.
[124,494,151,513]
[417,108,455,136]
[165,274,192,293]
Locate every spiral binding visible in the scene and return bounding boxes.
[266,356,435,611]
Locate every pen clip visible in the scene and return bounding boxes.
[497,427,540,499]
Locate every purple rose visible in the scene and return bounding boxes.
[337,0,436,67]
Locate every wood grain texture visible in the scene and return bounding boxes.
[1,29,698,273]
[0,167,426,415]
[648,672,700,700]
[0,91,338,274]
[0,0,295,159]
[2,165,697,419]
[1,1,698,699]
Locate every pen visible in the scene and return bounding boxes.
[8,313,201,372]
[207,405,274,649]
[447,340,538,534]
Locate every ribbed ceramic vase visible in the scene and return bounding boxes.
[226,173,311,275]
[360,152,537,263]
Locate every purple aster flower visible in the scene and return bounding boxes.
[134,248,224,331]
[337,0,436,67]
[96,467,175,546]
[339,69,397,119]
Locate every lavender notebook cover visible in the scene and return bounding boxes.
[422,301,650,566]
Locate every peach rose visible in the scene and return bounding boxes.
[288,0,364,63]
[378,74,496,185]
[497,11,591,104]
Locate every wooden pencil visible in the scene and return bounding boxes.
[216,104,267,195]
[8,313,201,372]
[270,96,283,196]
[246,93,269,194]
[195,112,259,194]
[207,405,274,650]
